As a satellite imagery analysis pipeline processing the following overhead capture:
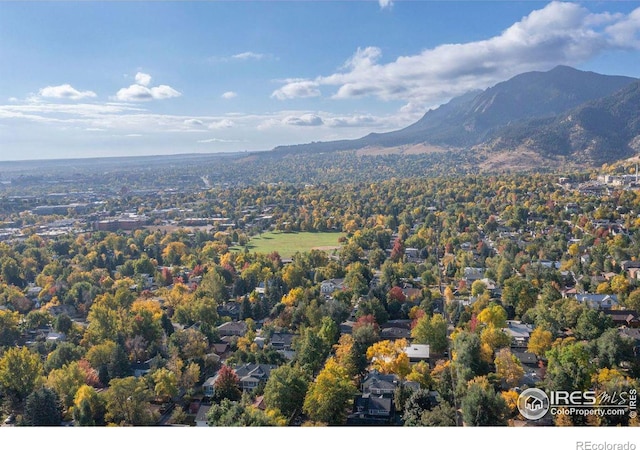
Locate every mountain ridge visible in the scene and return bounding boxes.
[271,65,639,166]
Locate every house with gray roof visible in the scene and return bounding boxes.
[234,363,277,392]
[503,321,534,348]
[576,293,619,310]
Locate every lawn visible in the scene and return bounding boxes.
[231,231,345,258]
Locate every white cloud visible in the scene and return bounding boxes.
[150,85,182,100]
[222,91,237,99]
[39,84,97,100]
[114,73,181,102]
[232,52,266,61]
[378,0,393,10]
[208,119,235,129]
[135,72,152,87]
[184,119,205,127]
[271,80,321,100]
[283,114,324,127]
[197,138,241,144]
[325,114,378,128]
[273,2,640,108]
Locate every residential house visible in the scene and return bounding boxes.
[621,260,640,271]
[131,359,152,378]
[576,293,619,310]
[463,267,485,283]
[269,332,295,351]
[234,363,276,392]
[347,394,395,425]
[212,342,230,356]
[202,376,216,398]
[619,328,640,358]
[403,344,430,363]
[195,405,211,427]
[361,371,400,396]
[503,321,534,349]
[46,331,66,343]
[217,301,240,321]
[340,320,355,335]
[320,278,345,296]
[217,321,248,337]
[380,326,411,341]
[602,310,640,328]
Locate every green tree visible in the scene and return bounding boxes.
[152,368,178,402]
[73,385,106,426]
[46,361,87,409]
[461,376,508,426]
[0,346,44,403]
[207,398,281,426]
[303,357,357,425]
[501,277,538,317]
[402,388,437,426]
[24,387,62,426]
[418,402,457,426]
[411,314,448,354]
[263,364,309,419]
[45,342,85,372]
[294,327,331,376]
[104,376,154,426]
[0,309,20,347]
[545,340,595,392]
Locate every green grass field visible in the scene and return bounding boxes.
[231,231,345,258]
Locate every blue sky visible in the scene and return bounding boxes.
[1,1,640,161]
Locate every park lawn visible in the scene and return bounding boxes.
[231,231,345,258]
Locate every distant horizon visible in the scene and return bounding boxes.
[0,148,264,164]
[2,1,640,160]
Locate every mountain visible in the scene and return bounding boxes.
[481,79,640,164]
[272,66,638,163]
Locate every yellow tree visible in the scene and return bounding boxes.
[281,287,304,307]
[527,328,553,357]
[477,304,507,328]
[303,357,357,425]
[152,368,178,402]
[366,338,411,379]
[0,346,44,403]
[46,361,88,409]
[406,360,432,389]
[494,348,524,388]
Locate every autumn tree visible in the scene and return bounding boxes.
[303,357,357,425]
[104,376,154,426]
[411,314,448,354]
[461,376,508,426]
[73,385,106,426]
[214,365,242,401]
[0,346,44,405]
[0,309,20,347]
[263,364,309,419]
[527,328,553,357]
[366,338,411,379]
[545,340,595,392]
[493,348,524,389]
[46,361,87,410]
[152,368,179,402]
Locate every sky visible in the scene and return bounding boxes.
[1,0,640,161]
